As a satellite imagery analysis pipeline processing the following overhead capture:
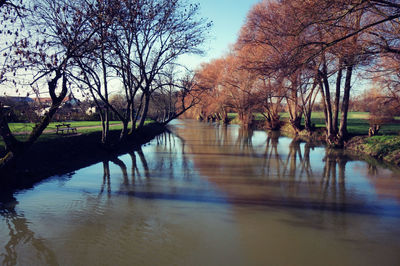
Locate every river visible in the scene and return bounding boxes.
[1,120,400,266]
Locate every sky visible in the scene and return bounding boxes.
[178,0,261,70]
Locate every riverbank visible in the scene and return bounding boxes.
[280,124,400,167]
[0,123,167,193]
[229,112,400,166]
[345,135,400,166]
[227,118,400,168]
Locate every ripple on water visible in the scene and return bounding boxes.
[1,120,400,265]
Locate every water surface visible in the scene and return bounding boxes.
[1,120,400,266]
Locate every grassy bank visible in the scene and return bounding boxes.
[228,111,400,165]
[0,120,155,149]
[229,112,400,135]
[280,112,400,165]
[8,121,122,134]
[346,135,400,166]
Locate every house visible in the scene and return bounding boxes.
[33,96,75,106]
[0,96,34,106]
[35,106,51,116]
[33,97,53,105]
[86,106,97,115]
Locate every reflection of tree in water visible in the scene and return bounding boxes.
[99,132,193,196]
[99,161,111,197]
[95,123,392,216]
[112,157,129,185]
[0,202,57,266]
[321,149,347,211]
[262,134,318,200]
[172,122,373,214]
[261,134,350,211]
[155,132,193,181]
[262,130,281,177]
[137,148,150,179]
[236,126,254,152]
[1,123,396,265]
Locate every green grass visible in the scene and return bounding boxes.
[359,135,400,165]
[9,121,122,134]
[0,120,155,150]
[228,111,400,135]
[330,112,379,135]
[227,113,238,120]
[255,112,400,135]
[365,135,400,149]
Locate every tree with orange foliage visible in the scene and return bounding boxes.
[254,77,283,130]
[189,58,230,122]
[279,0,400,142]
[218,52,260,127]
[185,0,400,141]
[361,88,395,136]
[239,0,381,144]
[237,0,321,133]
[370,54,400,117]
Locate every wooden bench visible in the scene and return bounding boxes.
[56,123,77,135]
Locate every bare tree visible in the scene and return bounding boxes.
[74,0,211,143]
[0,0,100,172]
[118,0,211,130]
[159,71,206,125]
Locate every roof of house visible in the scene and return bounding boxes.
[34,96,71,104]
[0,96,34,103]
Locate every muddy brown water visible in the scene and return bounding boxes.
[1,120,400,266]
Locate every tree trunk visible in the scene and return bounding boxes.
[101,48,110,145]
[368,124,380,137]
[287,91,302,133]
[321,70,333,138]
[0,70,67,172]
[333,61,343,134]
[319,67,340,146]
[0,105,22,153]
[304,111,313,132]
[339,64,354,141]
[129,101,136,134]
[239,110,253,128]
[289,116,302,132]
[138,91,151,129]
[223,110,229,124]
[101,112,108,144]
[120,120,129,141]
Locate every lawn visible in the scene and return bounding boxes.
[0,120,154,149]
[304,112,400,135]
[9,121,122,134]
[347,135,400,166]
[229,111,400,135]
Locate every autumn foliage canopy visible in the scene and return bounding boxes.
[188,0,400,145]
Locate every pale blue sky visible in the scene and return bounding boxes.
[179,0,261,70]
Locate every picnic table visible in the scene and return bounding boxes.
[56,123,77,135]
